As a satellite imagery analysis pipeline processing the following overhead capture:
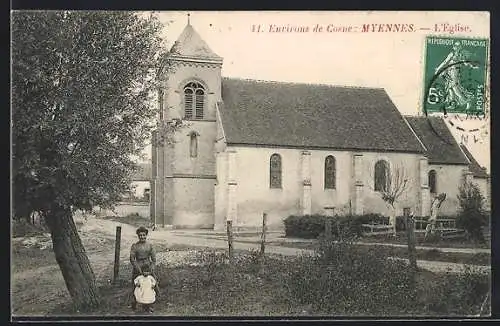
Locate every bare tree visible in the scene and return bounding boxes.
[370,163,411,236]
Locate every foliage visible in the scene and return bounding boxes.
[284,241,489,315]
[420,265,490,315]
[52,247,490,316]
[456,181,488,242]
[286,240,417,314]
[11,10,172,309]
[354,213,387,225]
[283,213,422,239]
[283,215,325,239]
[12,11,168,219]
[157,250,294,312]
[283,214,365,240]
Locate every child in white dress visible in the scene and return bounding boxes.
[133,265,158,313]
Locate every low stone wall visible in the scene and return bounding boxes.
[74,202,150,219]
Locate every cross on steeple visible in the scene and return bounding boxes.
[187,13,191,25]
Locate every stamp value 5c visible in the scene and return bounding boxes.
[423,36,488,116]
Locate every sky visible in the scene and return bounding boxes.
[141,11,490,171]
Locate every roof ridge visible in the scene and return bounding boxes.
[460,144,483,166]
[405,115,469,165]
[222,76,385,90]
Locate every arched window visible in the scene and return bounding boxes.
[374,160,390,192]
[183,82,205,120]
[189,132,198,158]
[428,170,437,194]
[270,154,282,188]
[324,155,336,189]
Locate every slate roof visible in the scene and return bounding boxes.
[169,23,222,61]
[131,162,152,181]
[405,116,469,165]
[218,78,425,153]
[460,145,489,178]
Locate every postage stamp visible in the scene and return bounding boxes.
[423,36,489,116]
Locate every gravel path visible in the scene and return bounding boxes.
[170,230,491,254]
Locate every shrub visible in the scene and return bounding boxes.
[286,239,417,315]
[283,214,365,240]
[456,181,488,242]
[153,248,489,316]
[157,250,296,312]
[420,265,490,315]
[330,215,364,240]
[283,215,326,239]
[356,213,387,225]
[283,213,423,239]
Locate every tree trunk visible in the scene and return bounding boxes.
[405,216,418,271]
[44,204,100,311]
[389,205,397,236]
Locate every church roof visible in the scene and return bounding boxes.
[169,23,222,61]
[405,116,469,165]
[219,78,426,153]
[459,144,489,178]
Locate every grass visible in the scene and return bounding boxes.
[48,247,490,317]
[11,243,57,273]
[11,221,55,273]
[11,215,491,317]
[50,251,310,316]
[358,232,491,249]
[12,220,49,238]
[275,241,490,266]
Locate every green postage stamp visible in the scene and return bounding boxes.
[423,36,489,116]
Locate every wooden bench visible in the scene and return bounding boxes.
[415,218,457,230]
[362,223,393,234]
[436,219,456,229]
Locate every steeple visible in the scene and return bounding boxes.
[168,14,223,63]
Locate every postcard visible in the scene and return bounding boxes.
[11,11,490,319]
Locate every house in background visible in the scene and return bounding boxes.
[130,161,152,201]
[150,20,490,230]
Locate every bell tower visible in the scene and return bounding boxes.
[152,14,223,228]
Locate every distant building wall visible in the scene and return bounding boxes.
[428,164,468,216]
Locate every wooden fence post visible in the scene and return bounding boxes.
[226,220,233,259]
[325,218,333,241]
[113,226,122,284]
[405,209,417,273]
[260,213,267,255]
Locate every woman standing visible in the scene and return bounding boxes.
[129,226,157,310]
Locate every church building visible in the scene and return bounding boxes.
[150,20,489,230]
